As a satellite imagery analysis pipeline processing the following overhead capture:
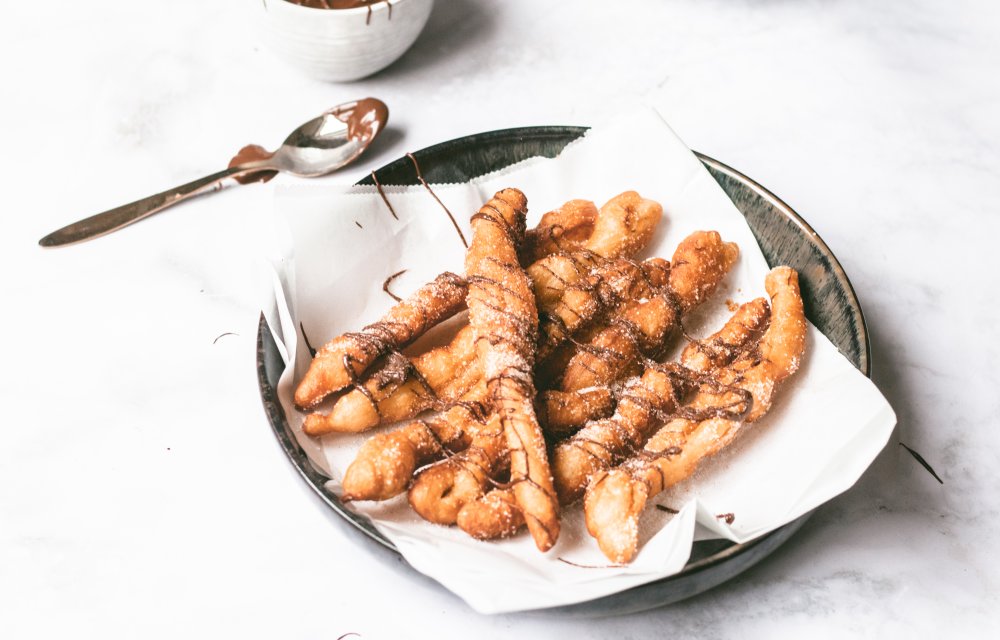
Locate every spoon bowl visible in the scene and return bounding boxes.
[274,98,389,176]
[39,98,389,247]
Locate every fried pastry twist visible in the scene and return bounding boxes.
[584,267,806,563]
[520,199,598,265]
[559,231,737,392]
[464,188,560,551]
[302,326,480,436]
[294,271,468,410]
[313,194,664,435]
[550,231,739,503]
[457,293,772,541]
[536,256,671,362]
[457,487,526,541]
[408,413,506,524]
[341,388,487,502]
[537,387,616,437]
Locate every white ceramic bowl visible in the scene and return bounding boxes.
[261,0,435,82]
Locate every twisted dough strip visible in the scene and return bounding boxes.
[408,413,506,523]
[537,387,616,437]
[537,256,670,362]
[464,187,560,551]
[313,232,665,436]
[584,267,806,563]
[550,231,739,504]
[404,384,618,524]
[458,293,771,541]
[561,231,740,392]
[457,486,526,541]
[309,254,663,435]
[520,199,598,265]
[455,366,681,541]
[344,382,612,505]
[341,386,487,501]
[303,326,480,436]
[405,195,663,532]
[526,192,662,307]
[298,198,602,410]
[294,271,468,410]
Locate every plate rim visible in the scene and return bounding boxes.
[256,125,871,613]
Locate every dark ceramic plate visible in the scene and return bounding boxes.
[256,127,870,616]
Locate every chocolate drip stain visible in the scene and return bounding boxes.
[655,504,679,514]
[381,269,407,302]
[370,170,399,220]
[407,152,468,248]
[300,322,317,358]
[716,512,736,524]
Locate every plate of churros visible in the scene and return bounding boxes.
[257,110,895,614]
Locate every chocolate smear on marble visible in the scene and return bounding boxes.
[899,442,944,484]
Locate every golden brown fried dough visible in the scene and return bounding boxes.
[455,296,772,542]
[537,387,616,438]
[559,231,738,392]
[408,413,506,524]
[341,392,487,502]
[680,297,770,373]
[294,271,468,410]
[551,364,690,505]
[302,326,481,436]
[520,199,598,265]
[584,267,807,563]
[669,231,741,313]
[585,191,663,260]
[465,188,560,552]
[311,208,667,436]
[538,256,671,359]
[457,488,526,541]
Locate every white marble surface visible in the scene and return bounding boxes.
[2,0,998,637]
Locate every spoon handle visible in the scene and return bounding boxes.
[38,166,257,247]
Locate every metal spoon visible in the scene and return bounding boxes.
[38,97,389,247]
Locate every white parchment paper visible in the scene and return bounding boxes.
[263,108,896,614]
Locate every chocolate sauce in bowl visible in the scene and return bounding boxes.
[286,0,384,9]
[284,0,393,24]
